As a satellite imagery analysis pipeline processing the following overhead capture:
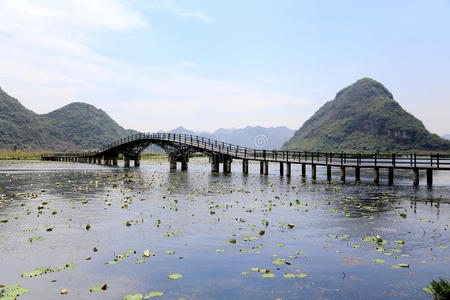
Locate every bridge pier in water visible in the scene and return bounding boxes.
[413,169,419,186]
[301,164,306,178]
[355,167,361,182]
[264,161,269,175]
[211,154,219,172]
[242,159,248,174]
[170,159,177,170]
[223,156,232,173]
[427,169,432,187]
[340,167,345,182]
[374,167,380,184]
[311,164,316,180]
[279,162,284,176]
[124,157,130,168]
[286,163,291,177]
[327,166,331,181]
[388,168,394,185]
[260,161,264,174]
[135,156,141,167]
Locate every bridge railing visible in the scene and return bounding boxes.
[41,132,450,169]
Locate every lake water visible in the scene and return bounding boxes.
[1,159,449,299]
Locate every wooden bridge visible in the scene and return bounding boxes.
[41,133,450,187]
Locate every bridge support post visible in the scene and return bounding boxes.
[388,168,394,185]
[301,163,306,178]
[242,159,248,174]
[286,162,291,177]
[374,167,380,184]
[426,169,432,188]
[225,157,232,173]
[169,158,177,170]
[181,160,188,171]
[413,168,419,186]
[88,157,92,164]
[327,165,331,181]
[211,155,219,172]
[279,162,284,176]
[311,164,316,180]
[340,166,345,182]
[355,167,360,182]
[264,161,269,175]
[97,157,102,165]
[124,157,130,168]
[260,161,264,174]
[134,156,140,167]
[113,156,118,166]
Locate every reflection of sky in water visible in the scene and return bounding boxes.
[0,159,449,300]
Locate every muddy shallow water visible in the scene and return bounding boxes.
[0,159,449,299]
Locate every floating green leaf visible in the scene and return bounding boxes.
[90,283,107,292]
[124,293,143,300]
[168,273,182,280]
[144,291,164,298]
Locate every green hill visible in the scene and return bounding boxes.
[282,78,450,153]
[0,87,136,152]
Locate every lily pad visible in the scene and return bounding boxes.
[144,291,164,298]
[261,273,275,278]
[90,283,107,292]
[0,284,30,298]
[124,293,143,300]
[373,259,385,263]
[168,273,182,280]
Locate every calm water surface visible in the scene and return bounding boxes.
[0,159,449,299]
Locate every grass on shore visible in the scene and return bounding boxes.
[0,150,43,160]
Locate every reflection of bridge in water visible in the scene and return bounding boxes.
[42,133,450,187]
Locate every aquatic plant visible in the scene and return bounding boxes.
[423,278,450,300]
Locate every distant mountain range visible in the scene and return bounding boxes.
[282,78,450,152]
[443,134,450,140]
[163,126,295,149]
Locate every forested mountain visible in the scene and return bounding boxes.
[282,78,450,152]
[0,87,135,151]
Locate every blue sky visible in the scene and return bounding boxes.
[0,0,449,134]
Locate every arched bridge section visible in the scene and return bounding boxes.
[42,133,450,187]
